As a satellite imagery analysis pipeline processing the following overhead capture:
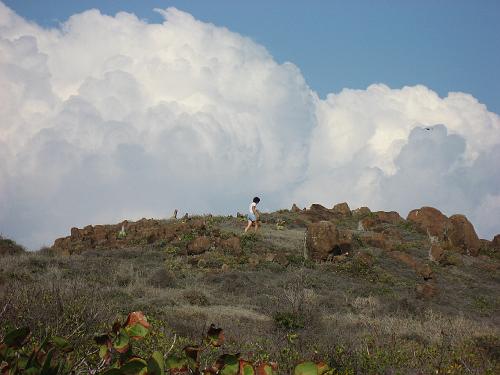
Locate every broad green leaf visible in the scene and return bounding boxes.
[293,361,318,375]
[4,327,31,348]
[50,336,73,353]
[165,355,189,371]
[255,363,276,375]
[217,354,240,375]
[120,357,148,375]
[147,351,165,375]
[114,329,130,353]
[239,360,255,375]
[125,324,149,340]
[99,345,110,360]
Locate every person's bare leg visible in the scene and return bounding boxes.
[254,220,259,232]
[244,220,253,233]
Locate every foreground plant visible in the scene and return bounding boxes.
[0,326,73,374]
[1,312,334,374]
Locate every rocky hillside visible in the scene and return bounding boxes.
[1,202,499,374]
[49,202,500,303]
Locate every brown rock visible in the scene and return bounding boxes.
[361,232,391,251]
[429,244,445,262]
[70,227,81,239]
[416,264,434,280]
[221,264,230,272]
[291,203,301,213]
[332,202,351,217]
[358,211,403,231]
[338,229,353,253]
[407,206,450,240]
[447,214,480,256]
[306,221,342,261]
[382,227,403,240]
[416,281,438,299]
[304,204,338,222]
[492,234,500,249]
[375,211,403,225]
[352,206,371,217]
[187,236,211,255]
[220,237,241,253]
[94,225,108,243]
[358,217,378,231]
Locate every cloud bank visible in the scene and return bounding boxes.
[0,2,499,248]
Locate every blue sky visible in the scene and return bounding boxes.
[5,0,500,113]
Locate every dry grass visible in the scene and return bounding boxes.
[1,213,499,374]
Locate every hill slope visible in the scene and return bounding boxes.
[0,203,499,374]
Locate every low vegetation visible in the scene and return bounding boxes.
[1,209,499,374]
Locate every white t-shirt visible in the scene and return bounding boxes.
[249,202,256,214]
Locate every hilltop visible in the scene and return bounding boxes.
[0,203,499,374]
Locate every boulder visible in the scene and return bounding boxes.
[429,244,445,263]
[492,234,500,249]
[375,211,403,225]
[291,203,301,213]
[358,217,378,231]
[407,206,450,240]
[306,221,343,261]
[337,229,353,253]
[447,214,480,256]
[358,211,403,231]
[332,202,351,217]
[220,236,241,254]
[360,232,394,251]
[187,236,211,255]
[304,204,338,222]
[352,206,371,217]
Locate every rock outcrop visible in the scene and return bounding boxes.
[332,202,351,217]
[52,218,207,255]
[492,234,500,249]
[408,207,482,257]
[306,221,349,261]
[447,215,481,256]
[358,211,403,231]
[407,207,450,240]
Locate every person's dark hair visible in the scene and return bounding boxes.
[253,197,260,204]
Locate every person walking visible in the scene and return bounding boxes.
[244,197,260,233]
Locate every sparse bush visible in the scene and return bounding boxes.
[182,289,210,306]
[148,268,176,288]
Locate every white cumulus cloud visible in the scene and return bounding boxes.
[0,2,499,248]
